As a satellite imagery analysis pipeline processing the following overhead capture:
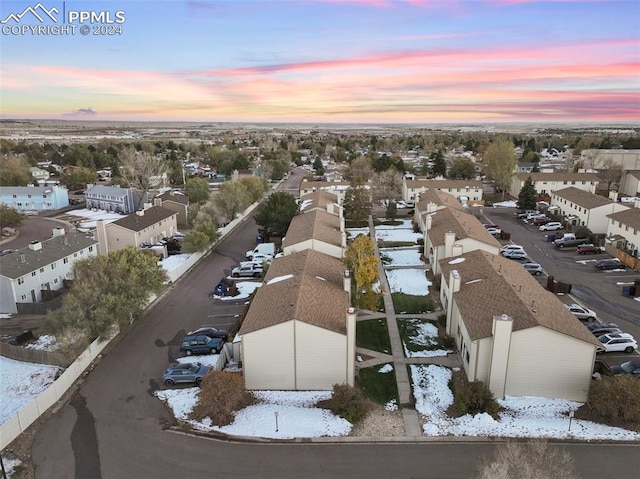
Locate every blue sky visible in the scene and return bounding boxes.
[1,0,639,122]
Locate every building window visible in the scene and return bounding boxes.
[63,258,69,264]
[51,263,56,269]
[18,277,24,285]
[465,350,470,363]
[54,278,58,284]
[40,267,44,273]
[74,253,78,258]
[32,271,36,276]
[89,246,94,252]
[21,294,27,300]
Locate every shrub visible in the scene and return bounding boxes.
[453,380,500,418]
[317,384,370,423]
[189,371,255,426]
[589,375,640,422]
[438,334,455,349]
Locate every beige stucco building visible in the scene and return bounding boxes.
[606,208,640,259]
[95,204,178,255]
[580,149,640,170]
[550,187,629,234]
[509,173,600,198]
[282,209,345,259]
[402,178,483,204]
[412,189,465,232]
[239,250,355,390]
[439,250,600,402]
[424,207,501,276]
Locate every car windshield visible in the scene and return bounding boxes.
[598,336,609,344]
[620,362,635,372]
[188,363,200,372]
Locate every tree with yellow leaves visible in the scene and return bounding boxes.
[344,234,379,309]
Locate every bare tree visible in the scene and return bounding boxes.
[349,156,374,183]
[476,440,579,479]
[597,158,623,192]
[118,146,168,208]
[371,168,403,202]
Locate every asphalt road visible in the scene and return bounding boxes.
[26,185,640,479]
[1,216,74,250]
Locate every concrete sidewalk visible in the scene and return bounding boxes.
[355,216,462,438]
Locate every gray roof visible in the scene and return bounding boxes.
[607,208,640,230]
[111,206,176,232]
[156,191,189,205]
[85,185,130,197]
[0,231,98,279]
[552,187,613,209]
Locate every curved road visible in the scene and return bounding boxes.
[29,180,640,478]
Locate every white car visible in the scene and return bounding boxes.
[501,244,524,254]
[597,333,638,354]
[503,249,527,260]
[485,227,502,236]
[539,222,563,231]
[564,303,597,322]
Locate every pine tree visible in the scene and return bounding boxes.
[517,176,537,211]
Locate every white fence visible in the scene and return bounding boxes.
[0,200,262,450]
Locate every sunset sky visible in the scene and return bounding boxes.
[1,0,639,123]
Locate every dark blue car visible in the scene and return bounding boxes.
[180,334,224,355]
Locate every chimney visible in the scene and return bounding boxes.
[340,215,345,233]
[96,219,109,255]
[341,231,347,249]
[154,197,163,207]
[444,231,456,258]
[28,241,42,251]
[489,314,514,400]
[346,306,357,387]
[608,190,618,202]
[452,243,463,257]
[343,269,351,296]
[426,213,434,230]
[136,209,145,216]
[142,202,152,210]
[52,227,65,237]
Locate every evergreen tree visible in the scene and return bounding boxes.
[431,149,447,177]
[517,176,537,211]
[253,191,298,240]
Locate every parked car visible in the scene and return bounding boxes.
[539,222,563,231]
[485,227,502,236]
[594,259,626,270]
[232,262,264,278]
[587,322,619,332]
[180,335,224,355]
[523,262,543,275]
[188,326,229,341]
[564,303,597,322]
[162,362,212,386]
[577,244,603,255]
[501,244,524,254]
[516,209,538,218]
[524,212,545,221]
[531,216,551,226]
[610,359,640,377]
[503,249,528,260]
[591,327,623,338]
[597,333,638,354]
[483,223,500,230]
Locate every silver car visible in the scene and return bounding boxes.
[523,263,543,275]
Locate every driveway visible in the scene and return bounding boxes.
[1,216,73,250]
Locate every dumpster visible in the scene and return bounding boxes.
[622,285,636,297]
[546,234,555,242]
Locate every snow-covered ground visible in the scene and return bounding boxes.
[159,253,192,274]
[380,247,423,267]
[215,281,262,301]
[0,356,62,424]
[385,268,432,296]
[375,228,422,244]
[401,320,451,358]
[64,208,125,229]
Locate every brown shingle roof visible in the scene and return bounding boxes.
[156,191,189,205]
[282,209,342,249]
[239,249,349,335]
[111,206,176,232]
[515,172,600,182]
[552,187,613,209]
[428,207,501,248]
[300,181,351,191]
[607,207,640,230]
[439,250,600,347]
[299,190,340,212]
[416,189,464,212]
[406,179,483,190]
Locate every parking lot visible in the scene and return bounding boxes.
[484,207,640,367]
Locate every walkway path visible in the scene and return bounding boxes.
[354,216,462,437]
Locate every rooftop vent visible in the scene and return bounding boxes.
[28,241,42,251]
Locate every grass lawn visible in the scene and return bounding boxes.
[356,318,391,354]
[391,293,433,314]
[358,364,398,405]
